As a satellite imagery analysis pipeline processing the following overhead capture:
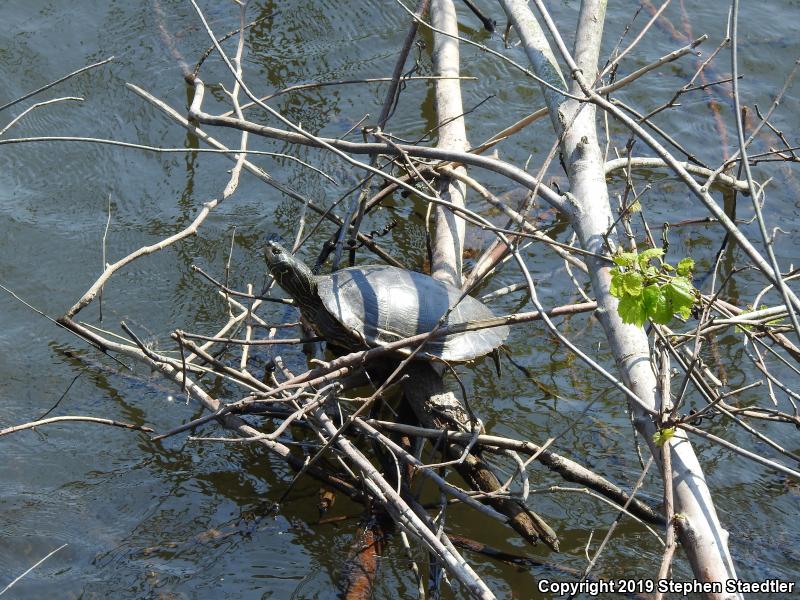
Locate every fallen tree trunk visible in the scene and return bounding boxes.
[499,0,740,595]
[403,0,559,559]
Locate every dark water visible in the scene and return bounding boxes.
[1,1,798,598]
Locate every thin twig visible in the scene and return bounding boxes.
[0,56,113,113]
[0,544,69,597]
[0,416,153,437]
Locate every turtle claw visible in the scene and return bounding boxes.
[490,348,502,377]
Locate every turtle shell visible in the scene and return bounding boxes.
[316,265,508,361]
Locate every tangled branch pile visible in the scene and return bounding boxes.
[3,1,799,598]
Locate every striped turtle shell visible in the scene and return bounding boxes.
[317,264,508,361]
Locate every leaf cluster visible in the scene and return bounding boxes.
[609,248,697,327]
[653,427,676,447]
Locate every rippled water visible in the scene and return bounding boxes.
[1,1,799,598]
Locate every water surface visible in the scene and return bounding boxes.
[1,1,798,598]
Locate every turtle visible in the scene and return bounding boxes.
[264,241,509,362]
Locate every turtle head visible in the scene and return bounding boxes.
[265,241,317,300]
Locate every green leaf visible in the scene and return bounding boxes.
[676,257,695,276]
[622,271,644,296]
[612,255,697,326]
[666,277,695,304]
[642,284,672,324]
[629,199,642,213]
[664,277,695,321]
[613,252,637,267]
[610,271,623,298]
[642,284,659,312]
[653,427,676,447]
[651,292,674,324]
[618,294,647,327]
[637,247,664,270]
